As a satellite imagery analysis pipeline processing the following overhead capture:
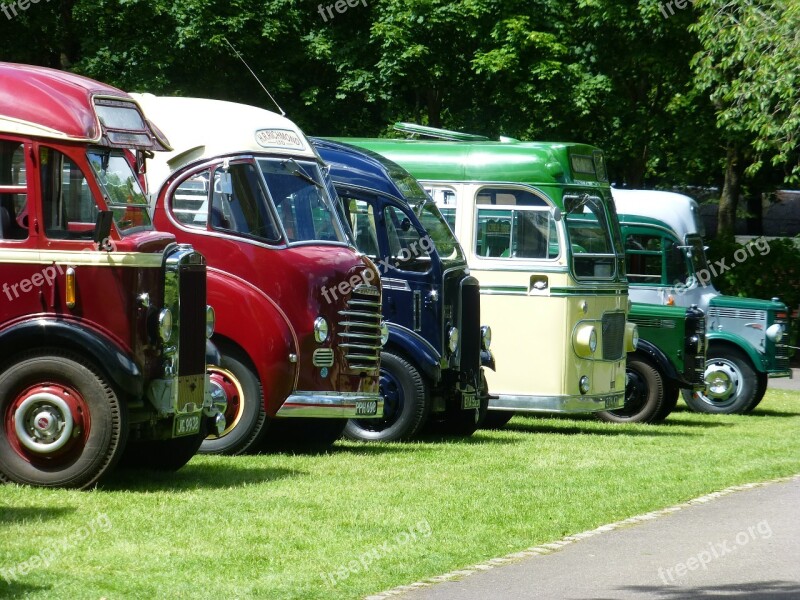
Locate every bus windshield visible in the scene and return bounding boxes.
[564,193,617,279]
[412,199,465,266]
[258,158,347,244]
[87,149,152,234]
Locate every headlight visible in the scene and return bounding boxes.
[314,317,329,343]
[380,321,389,346]
[626,322,639,352]
[766,323,784,343]
[574,325,597,358]
[480,325,492,351]
[448,327,459,354]
[579,376,590,394]
[205,305,215,339]
[157,308,173,343]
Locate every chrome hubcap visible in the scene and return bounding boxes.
[14,393,74,454]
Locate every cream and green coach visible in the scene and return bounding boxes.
[340,124,637,425]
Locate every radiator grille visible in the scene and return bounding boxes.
[775,317,790,370]
[629,317,677,329]
[686,313,707,385]
[178,266,206,377]
[602,312,626,361]
[708,307,765,322]
[458,278,481,379]
[338,284,382,371]
[313,348,335,368]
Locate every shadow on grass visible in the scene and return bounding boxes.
[0,580,51,598]
[100,464,303,492]
[660,416,733,428]
[0,506,75,525]
[503,420,694,437]
[749,408,800,418]
[614,581,799,599]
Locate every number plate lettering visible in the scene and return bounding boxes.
[355,400,378,416]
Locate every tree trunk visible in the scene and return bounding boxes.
[718,144,742,238]
[426,88,442,128]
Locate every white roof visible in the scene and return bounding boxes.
[132,94,317,197]
[611,188,703,239]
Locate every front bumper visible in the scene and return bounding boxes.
[489,391,625,413]
[275,391,384,418]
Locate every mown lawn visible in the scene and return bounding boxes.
[1,389,799,600]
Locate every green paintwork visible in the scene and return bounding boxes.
[709,295,783,312]
[334,138,609,190]
[629,302,687,374]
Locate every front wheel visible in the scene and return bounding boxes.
[597,356,665,424]
[343,351,430,442]
[434,372,489,437]
[0,350,128,489]
[682,348,756,414]
[199,352,267,455]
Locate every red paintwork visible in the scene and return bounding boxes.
[154,172,381,417]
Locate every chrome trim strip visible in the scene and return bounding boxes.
[489,392,625,413]
[276,391,384,418]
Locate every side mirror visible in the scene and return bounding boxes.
[94,210,114,250]
[400,217,412,232]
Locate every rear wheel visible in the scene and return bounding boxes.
[682,347,756,414]
[200,352,267,455]
[343,351,430,442]
[0,350,127,489]
[597,356,665,424]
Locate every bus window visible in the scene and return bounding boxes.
[384,204,430,272]
[0,140,29,240]
[346,197,380,258]
[475,187,557,260]
[40,147,98,240]
[625,233,662,283]
[212,163,281,243]
[172,170,210,228]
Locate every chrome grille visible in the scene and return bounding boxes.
[602,312,625,361]
[313,348,335,368]
[775,317,790,370]
[630,317,677,329]
[338,284,381,371]
[689,313,707,385]
[708,307,765,322]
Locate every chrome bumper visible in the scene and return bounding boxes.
[489,392,625,413]
[275,391,384,418]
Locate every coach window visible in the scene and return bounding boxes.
[625,233,663,284]
[172,169,211,228]
[40,147,100,240]
[342,197,380,259]
[384,204,430,273]
[0,140,30,240]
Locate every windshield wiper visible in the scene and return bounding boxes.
[282,158,321,189]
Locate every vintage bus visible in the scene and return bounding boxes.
[342,125,636,423]
[134,95,384,453]
[613,188,791,413]
[312,138,493,440]
[0,63,223,488]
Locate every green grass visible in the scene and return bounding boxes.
[2,390,800,599]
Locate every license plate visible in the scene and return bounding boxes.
[603,395,622,409]
[355,400,378,416]
[174,413,201,437]
[461,391,480,410]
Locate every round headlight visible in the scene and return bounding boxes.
[448,327,459,354]
[480,325,492,351]
[631,325,639,350]
[157,308,173,343]
[574,325,597,358]
[314,317,329,343]
[205,305,215,339]
[579,375,590,394]
[380,321,389,346]
[766,323,784,343]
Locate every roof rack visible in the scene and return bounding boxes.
[393,122,490,142]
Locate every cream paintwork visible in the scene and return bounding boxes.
[131,94,319,201]
[426,181,627,411]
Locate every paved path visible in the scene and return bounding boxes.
[390,477,800,600]
[769,368,799,392]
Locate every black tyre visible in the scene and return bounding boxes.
[200,352,267,455]
[343,351,430,442]
[121,421,207,471]
[482,410,515,429]
[259,418,348,453]
[743,372,769,414]
[435,371,489,437]
[682,347,756,414]
[0,350,127,489]
[597,355,665,424]
[654,382,680,422]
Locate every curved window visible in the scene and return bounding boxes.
[87,149,152,234]
[564,193,616,279]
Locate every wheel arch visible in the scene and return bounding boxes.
[705,334,766,373]
[384,324,441,383]
[0,319,141,398]
[629,339,679,385]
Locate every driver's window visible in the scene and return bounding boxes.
[624,233,663,283]
[0,140,29,240]
[384,205,429,272]
[172,170,210,227]
[346,198,379,258]
[475,187,556,259]
[40,147,99,240]
[211,163,281,243]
